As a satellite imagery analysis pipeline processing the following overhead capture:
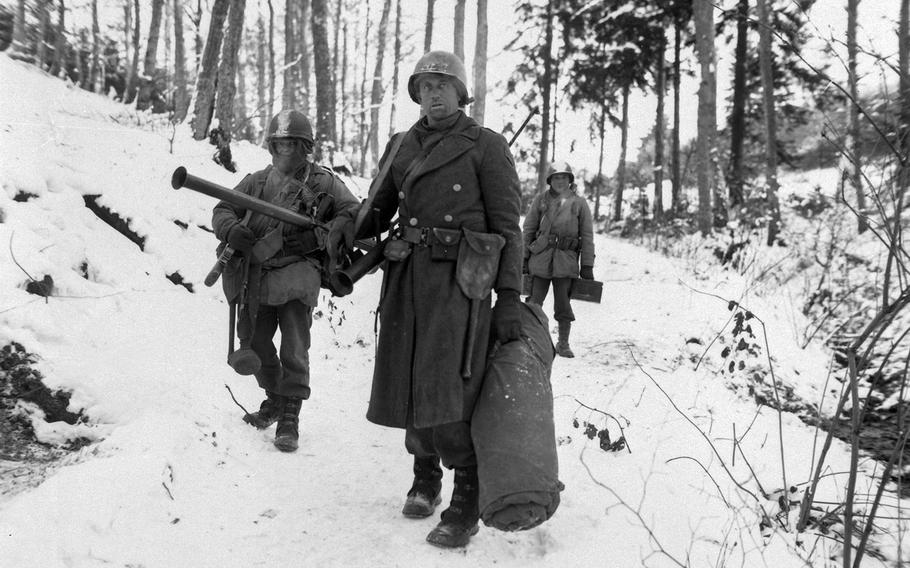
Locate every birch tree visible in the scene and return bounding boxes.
[124,0,141,103]
[389,0,402,138]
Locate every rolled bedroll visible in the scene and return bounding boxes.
[471,301,563,531]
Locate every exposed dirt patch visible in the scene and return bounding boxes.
[0,343,92,502]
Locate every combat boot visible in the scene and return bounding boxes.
[426,466,479,548]
[555,321,575,358]
[242,391,285,429]
[273,397,302,452]
[402,455,443,518]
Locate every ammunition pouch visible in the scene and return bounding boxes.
[456,228,505,300]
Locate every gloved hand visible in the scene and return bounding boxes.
[285,230,313,256]
[326,214,355,258]
[580,265,594,280]
[522,258,529,274]
[227,223,255,254]
[492,290,522,343]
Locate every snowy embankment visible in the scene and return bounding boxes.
[0,54,903,567]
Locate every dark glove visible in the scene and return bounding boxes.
[227,223,255,254]
[580,265,594,280]
[285,230,315,256]
[326,214,355,260]
[492,290,522,343]
[522,258,529,275]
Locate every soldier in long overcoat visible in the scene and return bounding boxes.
[522,160,595,357]
[328,51,523,549]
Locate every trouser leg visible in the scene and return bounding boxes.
[274,300,313,400]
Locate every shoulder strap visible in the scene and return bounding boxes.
[353,132,406,235]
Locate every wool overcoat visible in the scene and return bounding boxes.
[365,111,523,429]
[522,190,595,279]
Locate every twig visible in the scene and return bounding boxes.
[572,397,632,453]
[224,384,251,415]
[666,455,732,508]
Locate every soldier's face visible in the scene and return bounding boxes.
[549,174,572,191]
[270,138,307,174]
[417,74,460,124]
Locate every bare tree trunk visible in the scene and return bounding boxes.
[333,0,343,137]
[194,0,204,72]
[267,0,275,124]
[90,0,101,91]
[358,2,371,175]
[283,0,299,109]
[340,7,349,152]
[299,0,312,115]
[368,0,392,170]
[847,0,869,233]
[144,0,165,77]
[257,10,268,137]
[10,0,28,61]
[612,84,629,223]
[726,0,747,210]
[389,0,402,138]
[215,0,246,139]
[191,0,229,139]
[671,21,681,215]
[125,0,142,103]
[424,0,434,52]
[594,103,605,221]
[757,0,781,244]
[536,1,554,194]
[901,0,909,180]
[453,0,465,61]
[173,0,189,122]
[50,0,66,77]
[311,0,336,159]
[36,0,50,70]
[694,0,717,236]
[471,0,487,124]
[653,30,666,222]
[235,53,250,139]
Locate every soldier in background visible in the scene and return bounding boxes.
[522,160,595,357]
[328,50,523,548]
[213,110,359,452]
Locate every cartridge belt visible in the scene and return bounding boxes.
[547,233,580,251]
[398,226,462,247]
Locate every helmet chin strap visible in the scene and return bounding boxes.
[272,147,309,175]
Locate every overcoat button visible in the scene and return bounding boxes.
[409,217,418,226]
[398,191,405,199]
[444,215,453,222]
[453,184,462,191]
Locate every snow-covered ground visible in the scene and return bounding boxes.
[0,54,903,567]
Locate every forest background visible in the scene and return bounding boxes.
[1,0,909,566]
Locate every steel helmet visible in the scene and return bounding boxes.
[407,50,471,106]
[546,160,575,185]
[266,109,314,143]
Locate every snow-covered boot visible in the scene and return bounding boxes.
[273,397,302,452]
[426,466,480,548]
[555,321,575,358]
[402,455,443,518]
[242,391,285,429]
